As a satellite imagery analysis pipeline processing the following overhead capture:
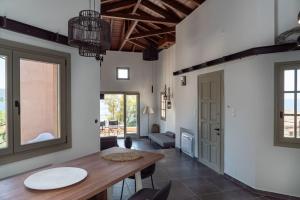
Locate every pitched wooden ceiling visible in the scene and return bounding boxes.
[101,0,205,52]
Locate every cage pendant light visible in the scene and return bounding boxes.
[68,0,111,61]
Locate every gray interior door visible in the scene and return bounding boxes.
[198,71,223,173]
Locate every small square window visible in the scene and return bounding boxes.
[117,67,129,80]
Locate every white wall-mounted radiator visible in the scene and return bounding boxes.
[181,129,194,157]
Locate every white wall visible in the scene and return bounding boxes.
[251,52,300,197]
[155,46,176,133]
[156,0,300,197]
[101,51,157,136]
[0,0,100,179]
[175,0,274,71]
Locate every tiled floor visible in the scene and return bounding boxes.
[113,139,281,200]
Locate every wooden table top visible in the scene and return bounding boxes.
[0,148,164,200]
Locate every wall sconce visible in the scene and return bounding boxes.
[181,76,186,86]
[163,84,168,100]
[167,87,172,109]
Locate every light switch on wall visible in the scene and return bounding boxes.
[227,105,237,118]
[231,108,236,117]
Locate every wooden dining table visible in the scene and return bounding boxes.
[0,147,164,200]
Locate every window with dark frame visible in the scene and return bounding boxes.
[0,39,71,164]
[161,93,166,120]
[275,61,300,148]
[117,67,129,80]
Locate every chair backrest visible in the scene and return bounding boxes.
[152,181,172,200]
[100,121,106,126]
[109,120,118,126]
[100,136,118,150]
[141,164,156,179]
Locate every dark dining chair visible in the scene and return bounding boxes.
[120,164,156,200]
[108,120,119,135]
[128,181,172,200]
[100,136,118,150]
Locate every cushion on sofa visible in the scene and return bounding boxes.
[165,131,175,138]
[149,132,175,148]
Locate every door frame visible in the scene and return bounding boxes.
[100,91,140,138]
[197,70,224,174]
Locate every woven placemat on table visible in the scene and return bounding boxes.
[102,147,143,162]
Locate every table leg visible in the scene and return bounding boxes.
[135,171,142,192]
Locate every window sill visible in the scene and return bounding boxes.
[274,140,300,149]
[0,142,72,165]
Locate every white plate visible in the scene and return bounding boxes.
[24,167,88,190]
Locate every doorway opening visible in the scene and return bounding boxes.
[198,71,224,174]
[100,92,140,138]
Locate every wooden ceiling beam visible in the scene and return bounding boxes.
[158,35,175,49]
[101,12,179,25]
[101,0,137,13]
[136,24,165,40]
[135,9,173,29]
[134,26,159,45]
[119,21,138,50]
[138,21,159,30]
[128,39,147,49]
[129,27,175,40]
[161,0,193,15]
[192,0,206,6]
[140,1,178,20]
[146,37,159,45]
[101,0,115,4]
[119,0,141,51]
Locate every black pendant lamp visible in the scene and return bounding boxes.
[298,11,300,24]
[68,0,111,64]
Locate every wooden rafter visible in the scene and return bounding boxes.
[141,1,178,20]
[101,12,179,25]
[128,39,147,48]
[192,0,206,6]
[135,26,161,44]
[135,9,173,29]
[101,0,200,51]
[119,0,141,51]
[161,0,193,15]
[101,0,137,13]
[119,21,138,50]
[129,27,175,40]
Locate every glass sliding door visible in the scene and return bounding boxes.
[100,94,125,138]
[100,92,139,138]
[125,94,139,137]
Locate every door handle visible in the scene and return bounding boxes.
[214,128,220,136]
[280,111,283,119]
[15,100,20,115]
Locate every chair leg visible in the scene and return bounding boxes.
[120,180,125,200]
[151,175,154,189]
